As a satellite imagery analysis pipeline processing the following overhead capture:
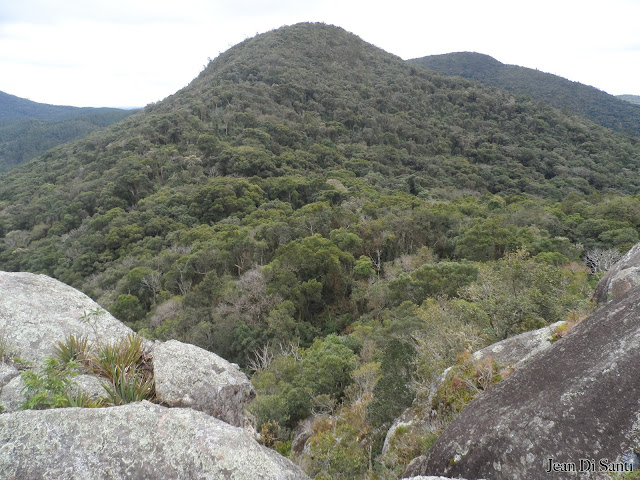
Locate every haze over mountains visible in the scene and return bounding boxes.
[618,94,640,105]
[1,22,640,479]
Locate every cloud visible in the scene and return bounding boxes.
[0,0,639,106]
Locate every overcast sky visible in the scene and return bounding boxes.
[1,0,639,108]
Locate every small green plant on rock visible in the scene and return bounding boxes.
[432,351,502,419]
[22,332,154,410]
[54,334,90,365]
[21,358,79,410]
[102,363,154,406]
[89,334,155,405]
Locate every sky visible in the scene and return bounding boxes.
[1,0,639,108]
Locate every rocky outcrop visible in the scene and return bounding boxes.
[0,376,24,413]
[0,401,309,479]
[0,271,133,364]
[593,243,640,304]
[471,320,563,369]
[384,322,562,457]
[405,477,479,480]
[0,363,18,389]
[0,271,305,478]
[291,416,321,454]
[153,339,255,428]
[404,286,640,480]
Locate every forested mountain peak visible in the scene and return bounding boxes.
[410,51,640,136]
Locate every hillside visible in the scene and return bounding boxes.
[0,91,133,171]
[410,52,640,136]
[0,90,131,122]
[1,22,639,477]
[618,94,640,105]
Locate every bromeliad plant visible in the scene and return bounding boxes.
[22,332,155,410]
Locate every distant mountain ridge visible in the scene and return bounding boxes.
[0,90,134,172]
[0,91,128,122]
[410,52,640,136]
[618,94,640,105]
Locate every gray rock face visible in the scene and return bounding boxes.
[291,416,320,454]
[0,363,18,388]
[471,320,563,369]
[0,373,110,413]
[0,376,24,413]
[0,271,133,364]
[69,374,108,402]
[405,477,479,480]
[0,401,309,479]
[153,339,255,427]
[593,243,640,304]
[384,322,561,457]
[404,286,640,479]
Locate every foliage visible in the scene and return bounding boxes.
[101,364,154,406]
[462,250,591,340]
[0,331,12,363]
[21,358,80,410]
[0,23,634,479]
[23,333,154,410]
[54,334,90,365]
[431,351,502,419]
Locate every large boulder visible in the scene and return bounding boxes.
[0,401,309,479]
[0,376,24,413]
[405,477,479,480]
[153,339,255,427]
[0,363,18,389]
[0,271,133,364]
[404,285,640,480]
[383,322,563,457]
[593,243,640,304]
[471,320,563,369]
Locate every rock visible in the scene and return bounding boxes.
[471,320,563,369]
[593,243,640,304]
[69,374,108,402]
[153,339,255,427]
[0,271,133,365]
[1,372,109,413]
[0,376,24,413]
[291,416,319,454]
[403,285,640,480]
[405,477,479,480]
[0,363,19,389]
[0,401,309,479]
[384,322,561,457]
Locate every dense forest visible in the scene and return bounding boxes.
[411,52,640,137]
[1,23,640,478]
[0,91,133,172]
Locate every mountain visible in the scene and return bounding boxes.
[0,91,134,172]
[2,20,639,330]
[2,22,640,479]
[0,90,131,122]
[410,52,640,136]
[618,94,640,105]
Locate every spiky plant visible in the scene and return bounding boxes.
[102,365,154,406]
[54,334,90,366]
[89,334,146,381]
